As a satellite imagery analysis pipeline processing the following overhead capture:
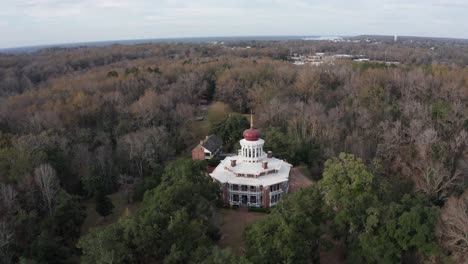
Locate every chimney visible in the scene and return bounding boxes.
[267,151,273,158]
[262,161,268,169]
[206,135,209,140]
[231,160,237,167]
[200,140,204,145]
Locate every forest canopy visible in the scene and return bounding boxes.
[0,40,466,263]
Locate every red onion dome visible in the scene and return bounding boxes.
[243,127,261,141]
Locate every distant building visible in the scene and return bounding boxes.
[394,35,398,42]
[334,54,353,59]
[210,115,291,208]
[192,135,223,160]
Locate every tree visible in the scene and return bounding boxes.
[350,194,440,263]
[201,247,250,264]
[245,186,327,264]
[293,69,321,103]
[437,190,468,262]
[118,127,174,178]
[34,164,60,215]
[95,191,114,219]
[263,127,295,160]
[0,220,14,264]
[320,153,378,234]
[129,89,162,126]
[130,159,220,261]
[79,159,221,263]
[106,71,119,78]
[210,114,249,151]
[161,209,212,263]
[49,191,86,247]
[78,220,134,264]
[29,231,68,264]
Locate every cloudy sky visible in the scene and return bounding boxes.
[0,0,467,48]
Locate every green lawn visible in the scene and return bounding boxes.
[207,101,232,125]
[81,191,141,235]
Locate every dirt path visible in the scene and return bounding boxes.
[289,167,314,192]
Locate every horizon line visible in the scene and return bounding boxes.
[1,34,468,53]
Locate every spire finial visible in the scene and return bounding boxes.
[250,110,254,128]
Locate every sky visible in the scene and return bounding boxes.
[0,0,467,48]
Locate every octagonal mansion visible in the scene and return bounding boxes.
[210,118,292,208]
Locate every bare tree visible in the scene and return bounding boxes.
[438,190,468,262]
[416,162,460,199]
[118,127,173,178]
[130,89,162,126]
[293,69,321,103]
[0,220,14,264]
[0,184,16,264]
[0,184,17,214]
[34,164,60,215]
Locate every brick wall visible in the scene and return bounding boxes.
[191,146,205,160]
[222,183,229,206]
[263,188,270,208]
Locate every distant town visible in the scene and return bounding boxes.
[288,52,400,66]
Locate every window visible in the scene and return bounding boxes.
[232,184,239,191]
[250,186,256,191]
[271,193,281,204]
[241,185,248,192]
[270,184,280,192]
[250,196,257,203]
[271,194,276,203]
[233,194,239,202]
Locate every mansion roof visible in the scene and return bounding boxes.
[210,155,292,186]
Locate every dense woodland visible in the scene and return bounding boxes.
[0,40,467,263]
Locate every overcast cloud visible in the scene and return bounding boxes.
[0,0,467,48]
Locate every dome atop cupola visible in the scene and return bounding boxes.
[243,112,260,141]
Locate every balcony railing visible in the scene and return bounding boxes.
[270,189,284,195]
[229,188,262,194]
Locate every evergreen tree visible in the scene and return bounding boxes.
[245,186,327,264]
[210,114,249,151]
[95,191,114,218]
